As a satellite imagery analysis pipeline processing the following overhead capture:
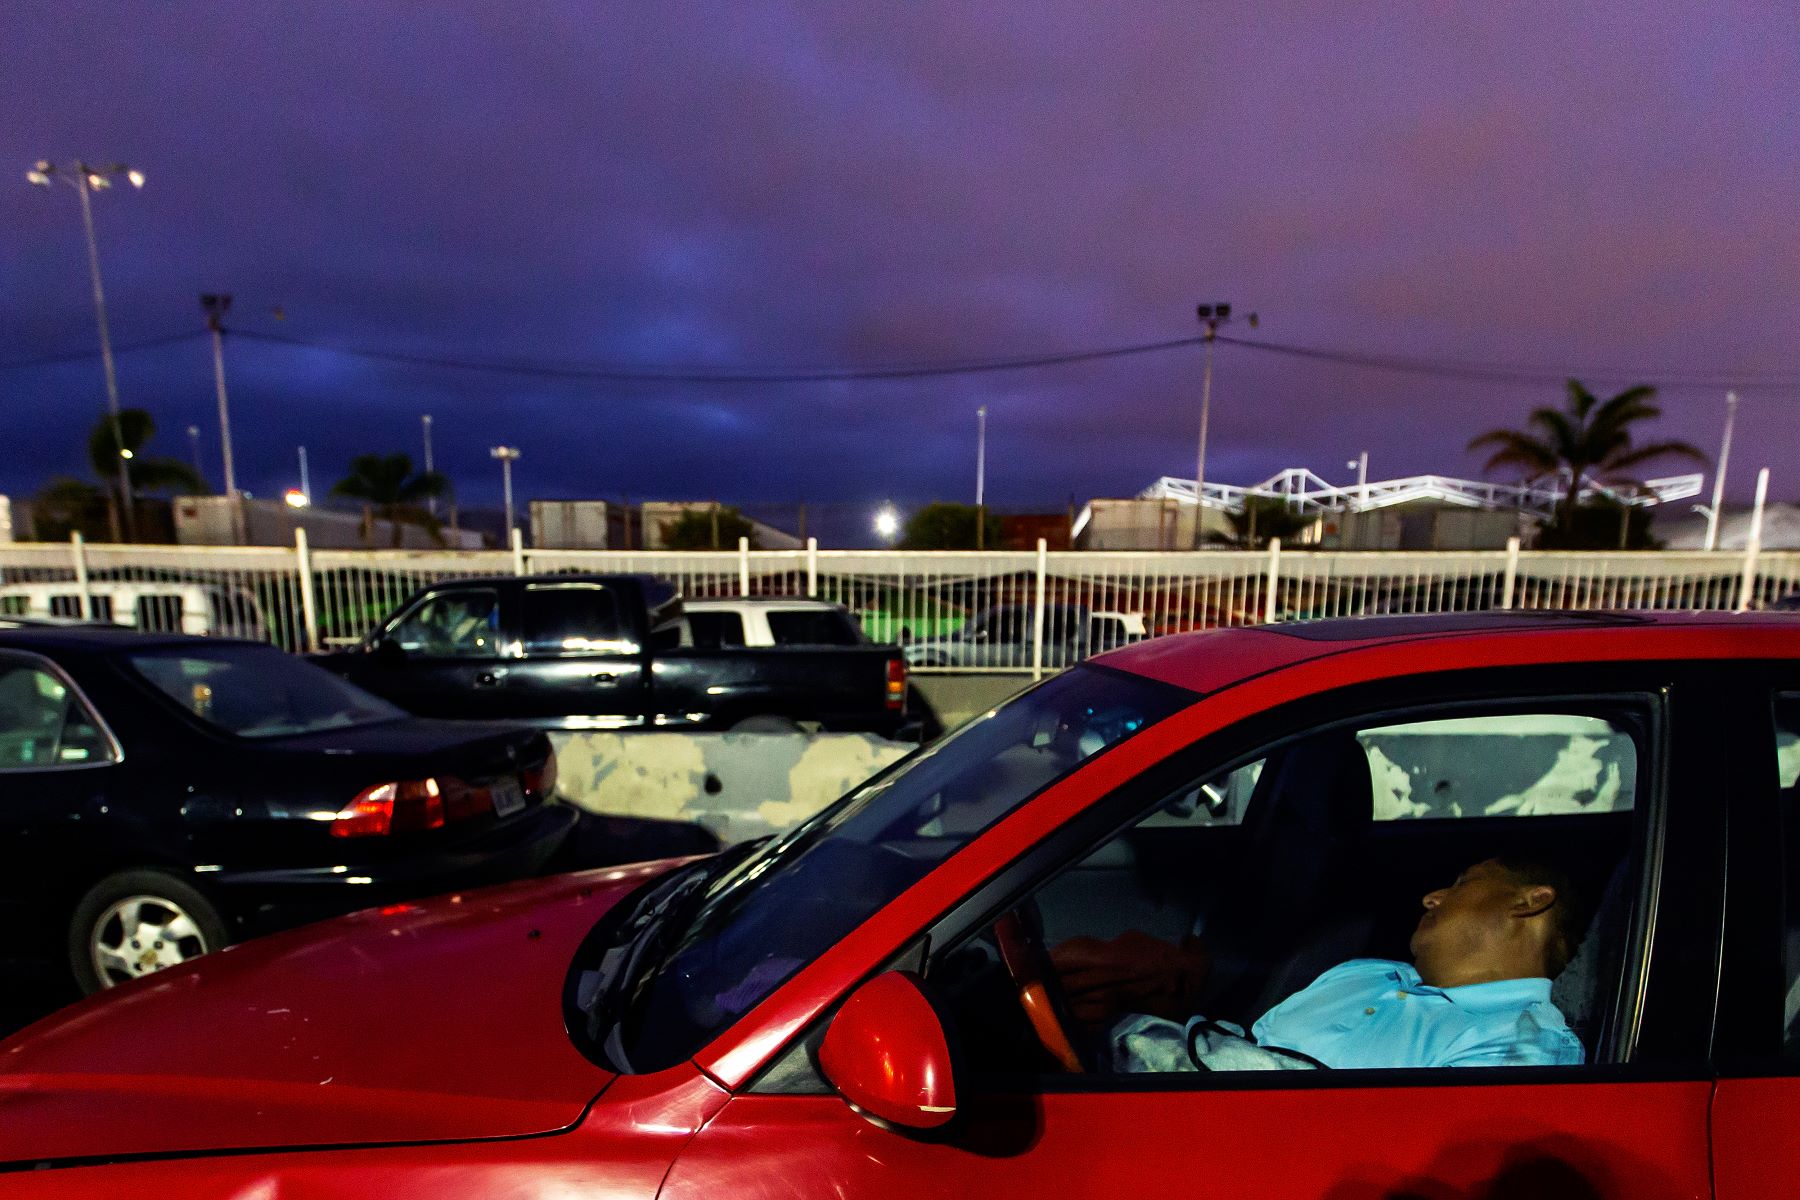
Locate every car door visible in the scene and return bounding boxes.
[662,664,1720,1199]
[503,581,647,726]
[359,584,517,719]
[0,652,121,934]
[1709,665,1800,1197]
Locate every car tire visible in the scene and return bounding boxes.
[727,714,805,735]
[68,869,231,995]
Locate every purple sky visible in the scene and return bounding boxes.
[5,2,1798,540]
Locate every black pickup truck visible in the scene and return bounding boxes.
[317,574,910,736]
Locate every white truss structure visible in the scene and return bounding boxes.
[1140,467,1704,517]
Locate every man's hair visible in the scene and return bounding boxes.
[1492,854,1594,976]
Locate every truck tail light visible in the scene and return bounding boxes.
[523,749,558,799]
[886,657,907,711]
[331,777,458,838]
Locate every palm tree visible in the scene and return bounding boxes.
[331,453,450,548]
[59,409,209,541]
[1468,380,1706,539]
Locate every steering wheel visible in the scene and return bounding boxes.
[992,901,1085,1073]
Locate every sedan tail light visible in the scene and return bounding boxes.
[886,657,907,712]
[331,778,445,838]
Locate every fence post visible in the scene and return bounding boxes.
[294,528,320,654]
[69,532,92,620]
[1500,536,1521,610]
[1737,467,1770,612]
[1263,537,1282,624]
[805,537,818,598]
[738,536,752,596]
[1031,538,1048,680]
[510,527,527,576]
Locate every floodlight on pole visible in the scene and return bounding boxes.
[1704,391,1739,552]
[27,159,145,540]
[490,446,521,538]
[874,505,900,542]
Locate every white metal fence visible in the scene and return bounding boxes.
[3,533,1794,674]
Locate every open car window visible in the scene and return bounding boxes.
[934,698,1651,1081]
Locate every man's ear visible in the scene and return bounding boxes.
[1512,884,1556,920]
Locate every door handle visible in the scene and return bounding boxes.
[590,673,618,684]
[474,670,505,687]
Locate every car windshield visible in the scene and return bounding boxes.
[581,664,1193,1072]
[128,644,407,739]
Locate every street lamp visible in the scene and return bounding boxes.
[490,446,521,540]
[27,159,145,541]
[1192,302,1258,547]
[421,414,437,516]
[200,294,239,503]
[874,505,900,543]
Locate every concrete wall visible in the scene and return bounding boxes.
[175,495,484,549]
[550,731,910,845]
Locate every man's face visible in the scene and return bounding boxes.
[1409,859,1524,967]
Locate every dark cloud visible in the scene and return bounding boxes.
[4,1,1797,542]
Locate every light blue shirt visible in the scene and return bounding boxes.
[1249,958,1584,1069]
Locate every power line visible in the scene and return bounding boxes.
[0,329,205,370]
[227,327,1209,382]
[1216,333,1800,390]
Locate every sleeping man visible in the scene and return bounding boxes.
[1052,856,1590,1072]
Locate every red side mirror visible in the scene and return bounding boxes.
[818,971,957,1131]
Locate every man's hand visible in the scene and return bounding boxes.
[1048,930,1211,1026]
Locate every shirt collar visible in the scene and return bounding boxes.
[1388,963,1553,1009]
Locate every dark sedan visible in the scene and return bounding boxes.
[0,626,585,993]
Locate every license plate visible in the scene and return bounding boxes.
[490,777,526,818]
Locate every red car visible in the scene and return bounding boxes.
[2,612,1796,1197]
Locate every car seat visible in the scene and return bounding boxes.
[1549,857,1630,1059]
[1197,729,1376,1022]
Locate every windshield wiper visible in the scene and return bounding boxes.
[575,838,771,1062]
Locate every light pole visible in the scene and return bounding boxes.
[1192,302,1257,547]
[27,160,145,541]
[199,295,243,539]
[187,425,203,480]
[421,414,436,515]
[490,446,520,540]
[1347,451,1369,508]
[1704,391,1739,552]
[297,445,312,504]
[975,405,988,551]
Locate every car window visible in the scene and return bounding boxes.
[0,661,114,768]
[388,588,502,657]
[570,665,1195,1075]
[135,593,186,633]
[765,609,861,646]
[687,610,746,649]
[523,585,627,655]
[942,700,1647,1080]
[130,644,406,738]
[1772,694,1800,1058]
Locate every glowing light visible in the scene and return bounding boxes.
[874,507,900,539]
[86,173,109,190]
[25,170,49,186]
[126,169,145,189]
[119,448,134,460]
[283,488,310,509]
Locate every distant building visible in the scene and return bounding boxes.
[174,495,483,549]
[1658,503,1800,551]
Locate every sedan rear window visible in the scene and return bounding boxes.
[129,644,405,739]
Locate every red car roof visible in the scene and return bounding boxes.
[1097,611,1800,694]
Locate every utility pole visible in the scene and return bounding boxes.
[1192,303,1258,547]
[28,160,144,540]
[422,414,436,515]
[1704,391,1739,552]
[187,425,203,480]
[298,445,311,503]
[976,405,988,551]
[201,294,242,543]
[490,446,520,542]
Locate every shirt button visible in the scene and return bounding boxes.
[1364,1007,1376,1015]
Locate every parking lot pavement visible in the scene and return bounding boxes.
[0,962,77,1042]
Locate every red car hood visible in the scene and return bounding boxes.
[0,858,685,1166]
